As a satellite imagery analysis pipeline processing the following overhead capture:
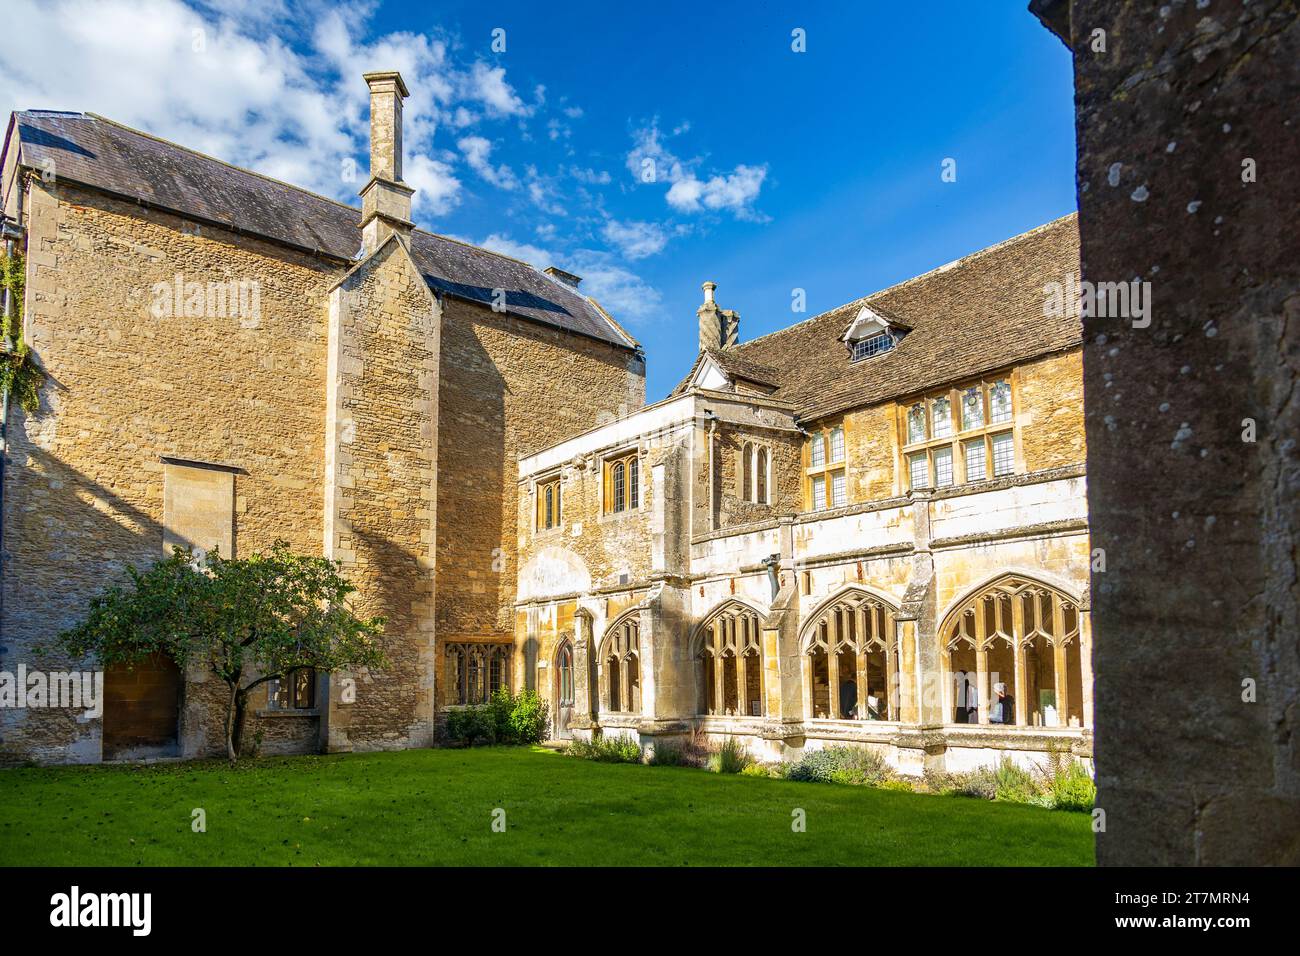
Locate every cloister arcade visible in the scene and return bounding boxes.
[800,589,899,721]
[942,574,1085,728]
[599,613,642,714]
[694,601,765,717]
[576,575,1088,735]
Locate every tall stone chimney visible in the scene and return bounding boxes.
[697,280,739,351]
[359,70,415,253]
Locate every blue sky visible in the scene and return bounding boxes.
[1,0,1076,401]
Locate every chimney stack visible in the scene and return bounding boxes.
[544,266,582,288]
[697,280,739,352]
[359,70,415,253]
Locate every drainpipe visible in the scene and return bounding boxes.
[761,553,781,601]
[703,410,718,532]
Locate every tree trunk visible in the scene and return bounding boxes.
[224,682,250,762]
[224,682,239,762]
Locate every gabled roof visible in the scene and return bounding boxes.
[681,215,1080,420]
[671,347,782,397]
[2,110,638,351]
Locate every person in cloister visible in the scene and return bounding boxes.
[989,682,1013,725]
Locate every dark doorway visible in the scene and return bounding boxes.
[102,652,181,760]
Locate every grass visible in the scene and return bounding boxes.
[0,747,1094,866]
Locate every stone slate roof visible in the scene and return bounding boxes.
[687,215,1080,421]
[2,111,638,351]
[671,347,783,396]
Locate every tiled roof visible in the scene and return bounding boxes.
[3,111,638,351]
[670,347,783,396]
[702,214,1081,420]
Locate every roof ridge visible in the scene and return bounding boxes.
[74,114,597,287]
[734,213,1079,353]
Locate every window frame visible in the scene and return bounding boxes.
[535,472,563,532]
[603,450,641,515]
[738,440,772,505]
[900,373,1018,493]
[268,667,316,711]
[805,421,848,511]
[849,330,896,362]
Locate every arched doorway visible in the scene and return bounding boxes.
[553,638,575,739]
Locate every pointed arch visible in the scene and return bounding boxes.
[799,586,900,721]
[692,599,766,717]
[938,572,1084,730]
[598,609,642,715]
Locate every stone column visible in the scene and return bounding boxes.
[826,611,840,719]
[572,610,594,725]
[896,617,918,724]
[1031,0,1300,864]
[1078,608,1094,730]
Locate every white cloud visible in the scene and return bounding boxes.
[666,164,768,219]
[524,165,565,215]
[601,219,668,260]
[0,0,555,226]
[406,153,461,215]
[625,118,768,219]
[570,166,611,185]
[466,61,529,117]
[457,135,518,190]
[624,117,687,185]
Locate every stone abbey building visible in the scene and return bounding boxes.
[1,71,1090,773]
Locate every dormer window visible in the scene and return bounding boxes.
[844,305,905,363]
[850,331,895,361]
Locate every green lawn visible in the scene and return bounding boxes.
[0,747,1094,866]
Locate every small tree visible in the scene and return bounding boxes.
[55,541,387,761]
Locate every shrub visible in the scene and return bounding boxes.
[1045,759,1096,812]
[879,779,914,793]
[992,758,1040,804]
[488,687,515,741]
[740,762,773,778]
[441,688,549,747]
[507,689,550,745]
[680,727,715,769]
[648,740,687,766]
[443,706,497,747]
[565,734,643,763]
[788,746,892,785]
[709,737,753,774]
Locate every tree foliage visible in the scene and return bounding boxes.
[1,248,43,414]
[55,541,387,760]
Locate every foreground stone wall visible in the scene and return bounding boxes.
[1040,0,1300,864]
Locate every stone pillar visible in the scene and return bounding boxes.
[975,645,989,726]
[1078,608,1094,730]
[571,610,595,727]
[1031,0,1300,864]
[896,617,918,724]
